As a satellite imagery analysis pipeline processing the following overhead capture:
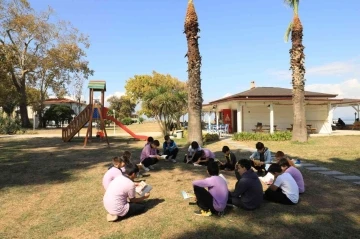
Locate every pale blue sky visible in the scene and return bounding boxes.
[30,0,360,120]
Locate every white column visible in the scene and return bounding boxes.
[237,104,242,133]
[208,112,211,132]
[328,103,333,134]
[270,104,274,134]
[216,111,219,131]
[33,111,36,131]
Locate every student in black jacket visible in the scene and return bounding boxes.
[227,159,263,210]
[219,146,237,171]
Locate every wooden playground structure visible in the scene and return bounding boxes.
[62,80,147,147]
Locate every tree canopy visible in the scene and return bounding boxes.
[125,71,187,136]
[107,95,136,120]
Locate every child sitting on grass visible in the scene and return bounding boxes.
[249,142,272,175]
[104,163,150,222]
[219,146,237,171]
[275,151,295,167]
[193,149,216,166]
[184,141,202,163]
[191,161,228,216]
[278,158,305,193]
[103,156,126,190]
[264,163,299,205]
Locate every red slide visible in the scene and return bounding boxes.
[103,107,148,141]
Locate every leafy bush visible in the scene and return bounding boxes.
[121,117,133,125]
[203,133,220,143]
[232,131,292,141]
[0,115,22,134]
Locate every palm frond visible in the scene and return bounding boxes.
[283,0,300,14]
[284,21,293,43]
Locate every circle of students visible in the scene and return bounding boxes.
[103,137,305,221]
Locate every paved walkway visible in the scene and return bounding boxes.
[221,137,360,186]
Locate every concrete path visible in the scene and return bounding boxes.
[221,137,360,186]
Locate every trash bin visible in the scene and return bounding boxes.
[176,130,184,138]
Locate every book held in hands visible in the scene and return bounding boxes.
[135,181,152,197]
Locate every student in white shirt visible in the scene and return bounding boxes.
[264,163,299,205]
[184,141,202,163]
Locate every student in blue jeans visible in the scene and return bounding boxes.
[163,135,179,163]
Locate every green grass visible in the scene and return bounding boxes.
[239,136,360,175]
[0,136,359,239]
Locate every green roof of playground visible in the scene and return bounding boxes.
[88,80,106,91]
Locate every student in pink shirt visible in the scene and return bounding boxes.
[103,163,150,222]
[140,140,161,171]
[192,162,229,216]
[194,149,216,166]
[278,158,305,193]
[102,156,126,190]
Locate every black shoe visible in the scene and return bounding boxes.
[188,202,197,206]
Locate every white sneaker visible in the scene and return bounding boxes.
[172,159,177,163]
[144,167,150,172]
[107,214,118,222]
[149,165,155,170]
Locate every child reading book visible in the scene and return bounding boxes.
[219,146,237,171]
[191,161,228,216]
[104,163,150,222]
[135,181,153,197]
[103,156,126,190]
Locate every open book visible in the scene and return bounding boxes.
[259,173,274,185]
[135,181,153,197]
[181,191,195,199]
[160,155,168,159]
[265,164,271,171]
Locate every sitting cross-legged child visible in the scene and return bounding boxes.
[184,141,202,163]
[219,146,237,171]
[140,140,161,171]
[227,159,263,210]
[249,142,272,175]
[264,163,299,205]
[193,149,216,166]
[163,135,179,163]
[103,163,150,222]
[191,161,229,216]
[278,158,305,193]
[103,156,126,190]
[275,151,296,167]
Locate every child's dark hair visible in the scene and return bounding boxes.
[238,159,251,170]
[222,146,230,153]
[275,151,285,158]
[278,158,290,168]
[147,137,154,143]
[152,140,160,147]
[122,155,131,165]
[207,161,219,176]
[112,156,123,164]
[123,150,131,159]
[164,135,170,141]
[124,163,139,176]
[255,142,265,150]
[191,141,199,149]
[267,163,282,174]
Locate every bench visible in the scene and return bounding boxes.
[352,122,360,130]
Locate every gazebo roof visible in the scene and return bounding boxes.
[209,87,337,104]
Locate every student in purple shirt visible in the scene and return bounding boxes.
[140,140,161,171]
[278,158,305,193]
[194,149,216,166]
[192,162,229,216]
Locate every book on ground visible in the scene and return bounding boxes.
[181,191,195,199]
[219,174,229,184]
[135,181,153,197]
[160,155,168,159]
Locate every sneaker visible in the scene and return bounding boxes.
[188,201,197,206]
[137,173,143,178]
[194,210,212,217]
[193,163,202,167]
[143,167,150,172]
[106,214,118,222]
[295,159,301,164]
[172,159,177,163]
[149,165,155,170]
[217,211,225,217]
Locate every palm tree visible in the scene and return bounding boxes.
[284,0,307,142]
[184,0,203,145]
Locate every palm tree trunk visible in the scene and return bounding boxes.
[184,0,203,145]
[290,16,307,142]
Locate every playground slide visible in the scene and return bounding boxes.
[103,107,148,141]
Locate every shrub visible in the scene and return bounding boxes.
[0,115,22,134]
[232,131,292,141]
[121,117,133,125]
[203,133,220,143]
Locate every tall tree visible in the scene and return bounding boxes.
[284,0,307,142]
[107,95,136,120]
[184,0,203,145]
[125,71,188,136]
[0,0,92,127]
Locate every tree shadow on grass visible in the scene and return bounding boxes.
[0,136,146,190]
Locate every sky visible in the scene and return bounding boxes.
[29,0,360,121]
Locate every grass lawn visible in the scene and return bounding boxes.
[237,136,360,176]
[0,136,359,239]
